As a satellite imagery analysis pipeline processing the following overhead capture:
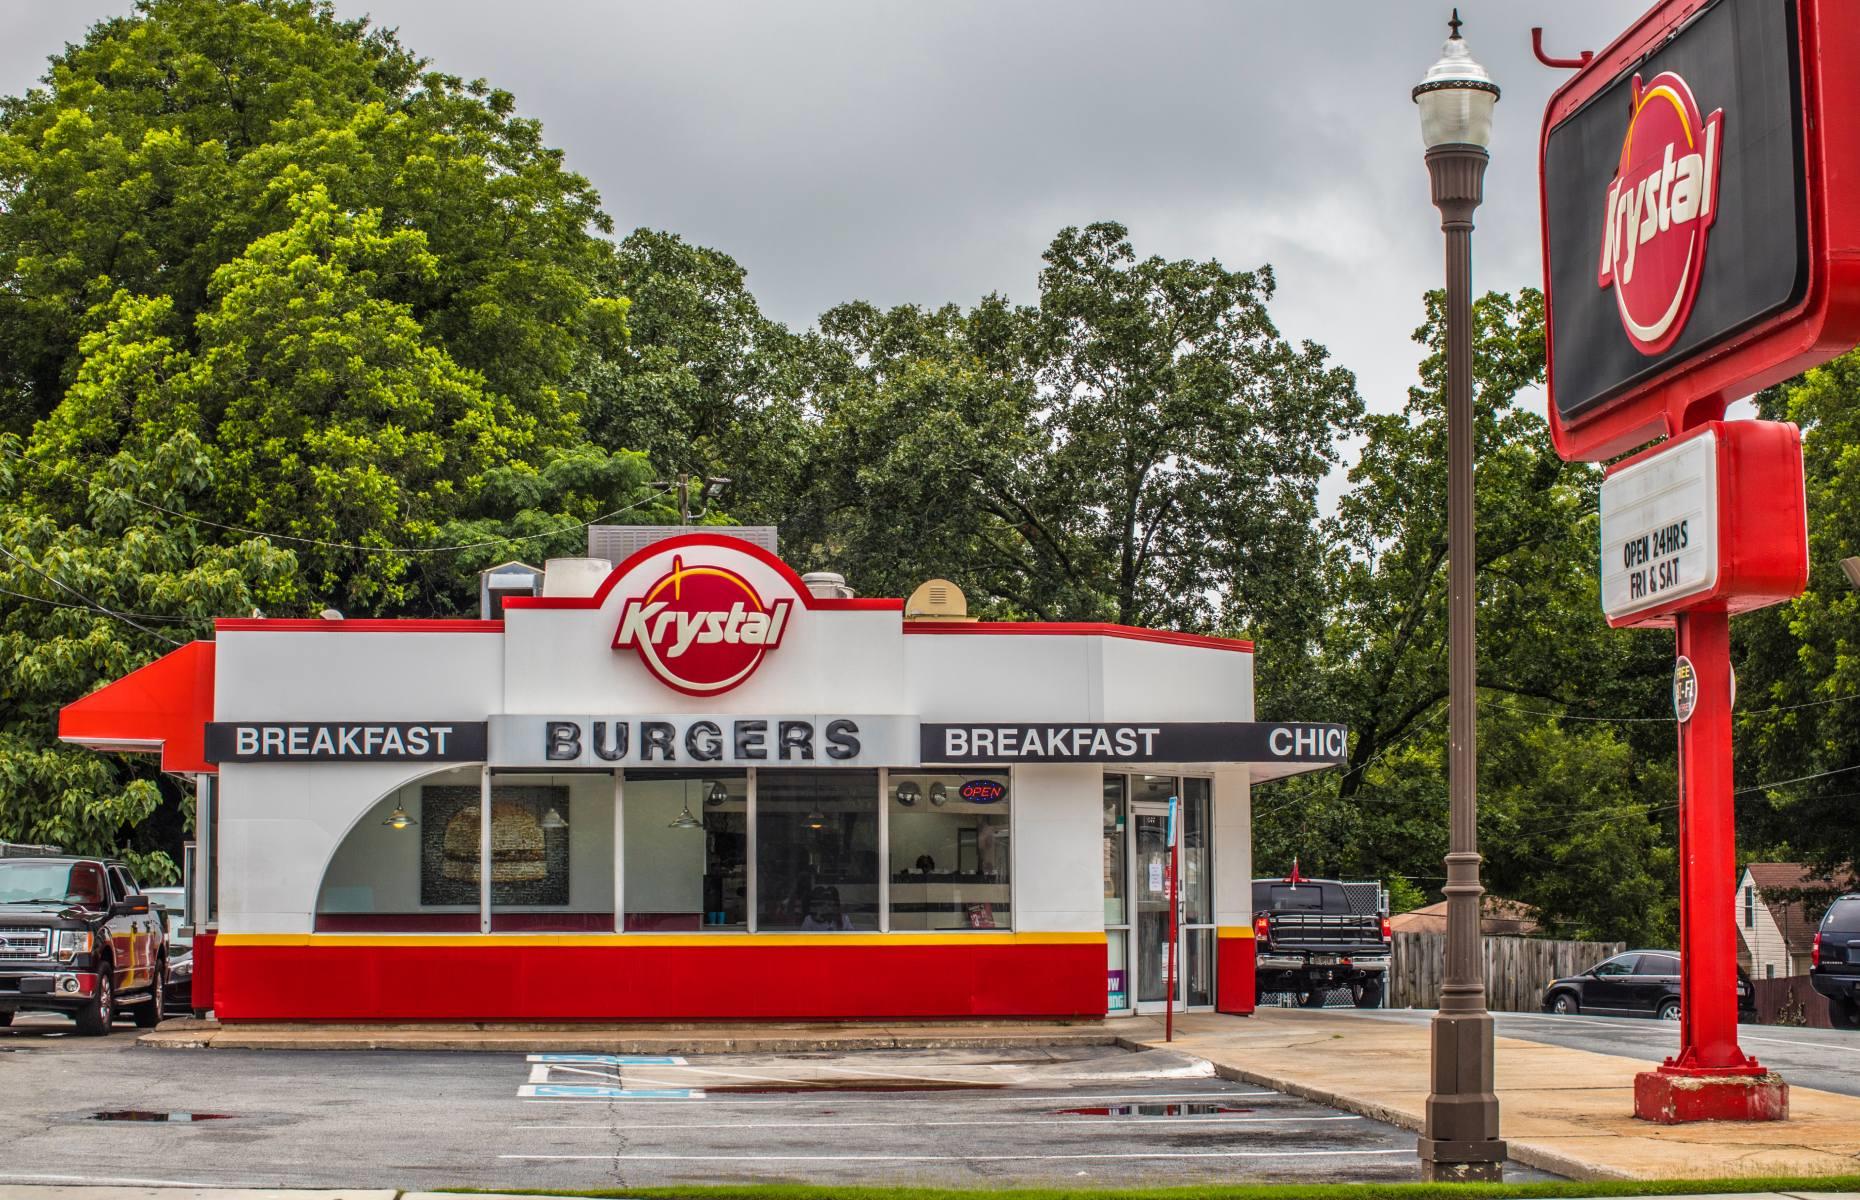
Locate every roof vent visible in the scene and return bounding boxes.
[589,525,777,563]
[542,557,613,599]
[905,578,975,621]
[801,571,855,600]
[479,561,544,619]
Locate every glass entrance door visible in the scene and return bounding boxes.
[1133,804,1177,1011]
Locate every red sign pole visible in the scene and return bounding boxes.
[1632,606,1783,1121]
[1166,837,1179,1044]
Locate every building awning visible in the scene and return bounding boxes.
[59,640,216,776]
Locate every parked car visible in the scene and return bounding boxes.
[1542,950,1755,1020]
[1252,874,1391,1008]
[0,855,167,1034]
[162,946,193,1013]
[1808,893,1860,1028]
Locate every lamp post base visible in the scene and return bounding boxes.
[1417,1137,1507,1182]
[1634,1068,1788,1124]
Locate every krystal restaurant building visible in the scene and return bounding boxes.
[59,530,1345,1021]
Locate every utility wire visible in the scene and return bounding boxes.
[0,445,674,555]
[0,582,195,623]
[0,545,183,646]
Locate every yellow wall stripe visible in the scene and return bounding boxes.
[1216,925,1257,939]
[219,930,1107,950]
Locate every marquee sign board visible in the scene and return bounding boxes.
[921,722,1349,766]
[206,721,488,763]
[1599,428,1718,622]
[1541,0,1860,462]
[1597,420,1807,629]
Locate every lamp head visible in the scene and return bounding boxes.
[1413,9,1499,149]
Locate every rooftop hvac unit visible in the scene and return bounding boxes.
[588,525,777,563]
[479,561,544,619]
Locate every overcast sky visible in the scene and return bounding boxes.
[3,1,1651,501]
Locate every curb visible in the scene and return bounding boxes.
[1116,1036,1636,1183]
[140,1028,1123,1054]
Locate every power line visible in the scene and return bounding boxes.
[0,545,183,646]
[1,445,673,555]
[1735,763,1860,796]
[0,583,195,623]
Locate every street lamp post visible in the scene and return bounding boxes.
[1413,11,1506,1183]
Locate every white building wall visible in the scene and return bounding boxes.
[1737,871,1790,979]
[1012,764,1108,933]
[1212,765,1253,929]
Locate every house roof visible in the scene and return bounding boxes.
[1390,896,1540,937]
[1744,862,1856,957]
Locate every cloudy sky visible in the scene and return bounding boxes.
[3,0,1650,497]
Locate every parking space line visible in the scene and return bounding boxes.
[518,1089,1278,1106]
[500,1148,1414,1162]
[527,1053,687,1065]
[518,1085,704,1099]
[524,1114,1365,1130]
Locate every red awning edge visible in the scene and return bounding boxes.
[58,641,216,776]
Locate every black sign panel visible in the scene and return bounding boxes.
[205,722,488,763]
[920,722,1348,765]
[1544,0,1805,422]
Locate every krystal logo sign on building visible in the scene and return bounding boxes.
[1596,72,1723,356]
[612,555,793,696]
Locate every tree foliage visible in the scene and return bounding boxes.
[789,221,1363,669]
[0,0,654,878]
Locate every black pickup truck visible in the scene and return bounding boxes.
[0,854,168,1034]
[1253,876,1391,1008]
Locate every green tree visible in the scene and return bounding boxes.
[1738,352,1860,873]
[791,221,1363,665]
[1255,288,1679,943]
[0,0,653,877]
[0,0,626,436]
[580,229,824,527]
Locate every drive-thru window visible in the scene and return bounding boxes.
[58,530,1344,1021]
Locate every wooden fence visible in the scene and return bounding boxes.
[1388,932,1625,1012]
[1749,974,1833,1028]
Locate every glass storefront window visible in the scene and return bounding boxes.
[483,772,616,932]
[1103,776,1127,926]
[1107,928,1130,1010]
[623,771,747,931]
[1181,777,1212,925]
[316,766,482,931]
[888,771,1010,930]
[757,770,879,931]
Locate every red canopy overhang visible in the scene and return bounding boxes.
[58,640,216,775]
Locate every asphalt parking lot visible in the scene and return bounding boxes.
[0,1013,1526,1190]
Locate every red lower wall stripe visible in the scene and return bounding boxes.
[214,940,1107,1022]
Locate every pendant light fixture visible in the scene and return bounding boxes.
[894,781,921,807]
[540,774,569,830]
[669,779,703,830]
[381,802,417,830]
[929,781,949,807]
[705,780,730,807]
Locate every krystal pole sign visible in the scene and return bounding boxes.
[1541,0,1860,462]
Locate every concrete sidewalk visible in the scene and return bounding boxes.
[1139,1009,1860,1182]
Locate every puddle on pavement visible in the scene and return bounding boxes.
[708,1080,1005,1094]
[1055,1102,1255,1117]
[89,1110,235,1122]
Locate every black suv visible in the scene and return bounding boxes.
[0,856,167,1034]
[1809,893,1860,1028]
[1542,949,1756,1020]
